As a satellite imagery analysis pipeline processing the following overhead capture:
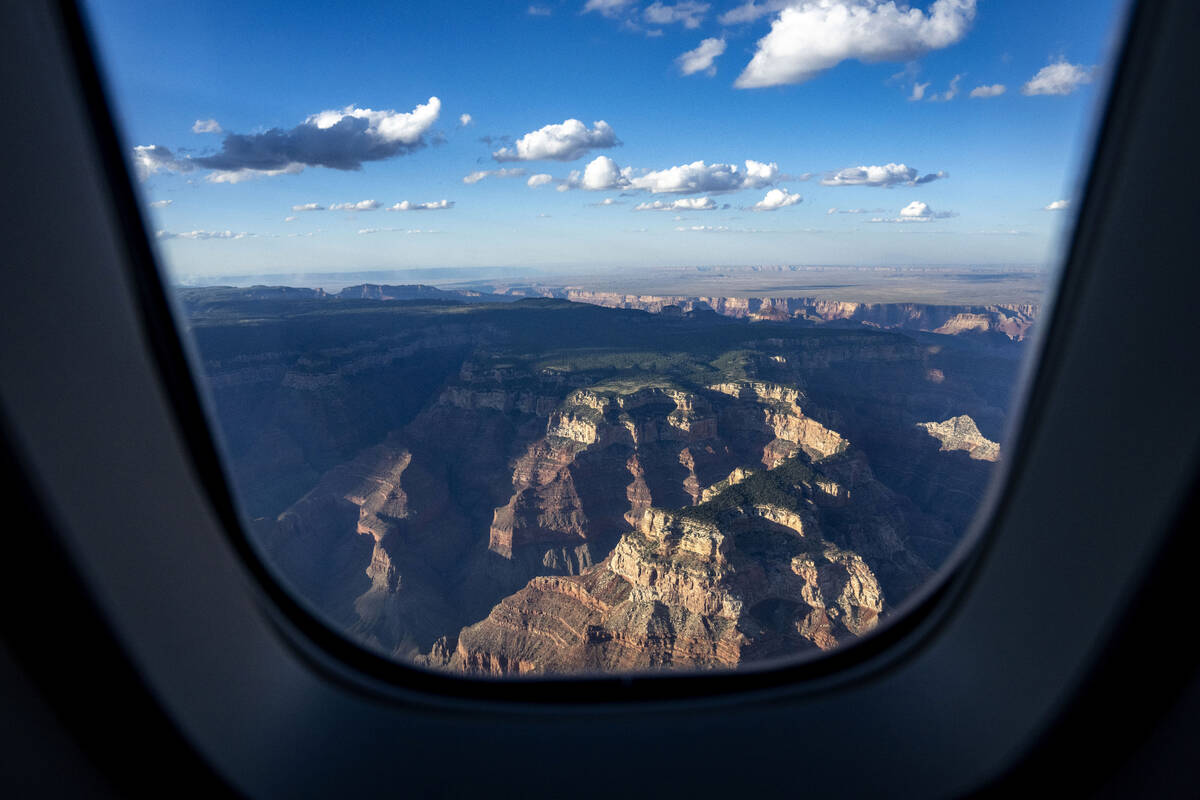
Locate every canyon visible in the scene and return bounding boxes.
[182,285,1025,675]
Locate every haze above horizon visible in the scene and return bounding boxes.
[86,0,1122,278]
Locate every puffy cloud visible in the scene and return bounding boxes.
[284,216,297,222]
[734,0,977,89]
[137,101,440,182]
[329,200,382,211]
[821,162,945,187]
[753,188,802,210]
[388,199,453,210]
[156,229,254,240]
[558,155,633,191]
[459,113,473,126]
[1044,199,1070,211]
[634,197,718,211]
[291,202,324,211]
[581,154,635,190]
[677,38,727,76]
[148,199,173,208]
[1022,59,1092,96]
[644,1,710,29]
[463,167,528,184]
[560,156,784,195]
[898,200,947,218]
[718,0,788,25]
[527,173,554,188]
[869,200,956,222]
[927,73,962,102]
[192,118,222,134]
[184,97,440,179]
[969,83,1006,98]
[631,159,779,193]
[206,163,304,183]
[909,81,930,101]
[493,118,620,162]
[583,0,636,16]
[132,145,192,180]
[302,98,441,144]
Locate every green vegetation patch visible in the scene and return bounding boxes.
[678,455,817,523]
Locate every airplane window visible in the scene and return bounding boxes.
[80,0,1127,677]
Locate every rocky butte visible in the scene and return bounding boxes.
[181,286,1027,675]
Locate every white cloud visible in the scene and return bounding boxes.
[909,81,930,101]
[969,83,1006,98]
[927,73,962,102]
[558,155,633,191]
[136,98,440,183]
[827,207,883,214]
[206,163,306,183]
[132,145,191,180]
[583,0,636,16]
[493,118,620,162]
[284,215,297,222]
[192,118,222,134]
[718,0,788,25]
[329,200,382,211]
[148,199,173,208]
[581,154,633,189]
[291,202,325,211]
[527,173,554,188]
[645,1,709,29]
[1022,59,1092,96]
[388,199,454,211]
[678,38,727,76]
[753,187,802,210]
[869,200,957,222]
[822,162,945,187]
[1044,199,1070,211]
[528,5,553,15]
[634,197,718,211]
[156,229,254,240]
[304,98,441,144]
[560,156,784,195]
[899,200,940,218]
[459,113,473,126]
[463,167,528,184]
[734,0,977,89]
[631,159,779,193]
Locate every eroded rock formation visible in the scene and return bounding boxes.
[918,415,1001,462]
[432,457,897,675]
[183,293,1014,673]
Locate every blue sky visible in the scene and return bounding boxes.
[84,0,1126,279]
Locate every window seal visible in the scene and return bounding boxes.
[54,0,1149,706]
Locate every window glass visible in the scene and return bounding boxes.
[84,0,1125,675]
